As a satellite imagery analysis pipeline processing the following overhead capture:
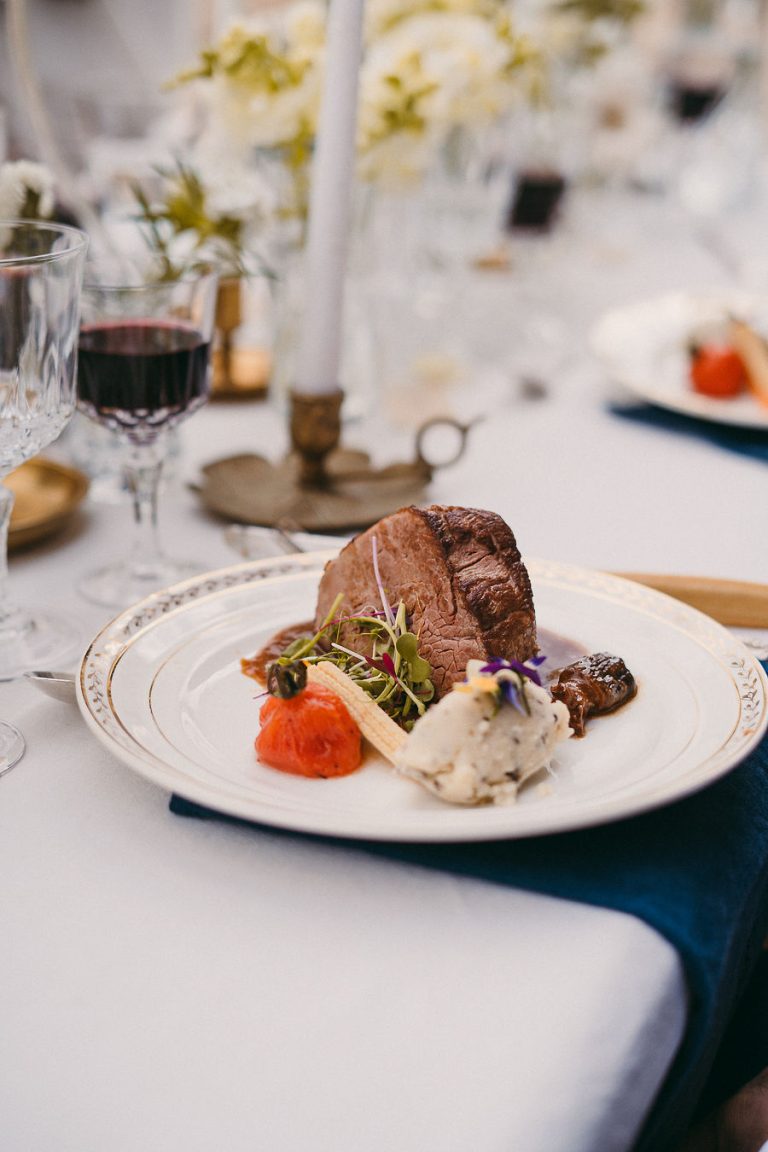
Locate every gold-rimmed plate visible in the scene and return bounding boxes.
[7,458,89,551]
[76,554,768,843]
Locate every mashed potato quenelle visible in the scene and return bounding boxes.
[395,659,572,806]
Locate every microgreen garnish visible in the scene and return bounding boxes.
[270,543,434,731]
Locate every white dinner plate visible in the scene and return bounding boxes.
[591,290,768,430]
[77,553,768,843]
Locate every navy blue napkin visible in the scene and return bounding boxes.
[170,663,768,1152]
[609,401,768,465]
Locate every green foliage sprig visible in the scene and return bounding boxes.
[132,161,257,281]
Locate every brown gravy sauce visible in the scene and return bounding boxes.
[535,628,588,684]
[241,622,586,688]
[241,620,315,685]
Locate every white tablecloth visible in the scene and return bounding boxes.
[2,188,767,1152]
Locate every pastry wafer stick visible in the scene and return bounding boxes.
[306,662,407,763]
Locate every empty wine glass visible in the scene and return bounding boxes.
[76,270,218,608]
[0,219,88,769]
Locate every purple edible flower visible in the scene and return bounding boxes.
[480,656,544,687]
[500,679,525,713]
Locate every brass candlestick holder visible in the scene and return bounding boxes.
[194,389,474,532]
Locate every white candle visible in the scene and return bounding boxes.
[294,0,364,395]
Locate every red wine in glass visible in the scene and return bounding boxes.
[77,320,210,434]
[75,270,217,609]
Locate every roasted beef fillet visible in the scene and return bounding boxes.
[549,652,636,737]
[314,505,537,698]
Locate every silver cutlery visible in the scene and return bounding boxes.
[24,670,77,704]
[223,523,304,559]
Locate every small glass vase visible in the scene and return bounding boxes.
[360,134,513,429]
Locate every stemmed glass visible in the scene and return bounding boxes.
[0,220,88,770]
[76,270,218,608]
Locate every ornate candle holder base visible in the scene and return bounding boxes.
[194,390,473,532]
[195,448,430,531]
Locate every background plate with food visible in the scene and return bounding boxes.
[591,291,768,430]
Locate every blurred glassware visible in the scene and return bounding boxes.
[672,64,762,281]
[360,179,465,428]
[55,415,131,506]
[56,412,185,507]
[76,268,218,609]
[421,123,516,267]
[0,219,87,779]
[663,0,739,127]
[506,76,583,213]
[359,116,527,430]
[575,46,670,193]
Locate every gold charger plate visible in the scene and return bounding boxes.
[7,458,89,551]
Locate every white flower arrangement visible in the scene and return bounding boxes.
[0,160,56,222]
[515,0,644,80]
[366,0,507,38]
[175,2,325,156]
[171,0,643,197]
[358,5,529,183]
[174,0,529,195]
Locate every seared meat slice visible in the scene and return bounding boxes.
[314,505,537,698]
[549,652,636,737]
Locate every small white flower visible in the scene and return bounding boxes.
[359,9,519,157]
[198,156,277,221]
[245,70,323,148]
[196,10,324,154]
[358,128,439,186]
[285,0,326,56]
[0,160,56,221]
[366,0,491,40]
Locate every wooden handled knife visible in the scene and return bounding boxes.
[613,573,768,628]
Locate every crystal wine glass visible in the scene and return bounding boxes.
[76,270,218,608]
[0,220,88,770]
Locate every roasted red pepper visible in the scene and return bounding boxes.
[256,681,362,778]
[690,345,746,399]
